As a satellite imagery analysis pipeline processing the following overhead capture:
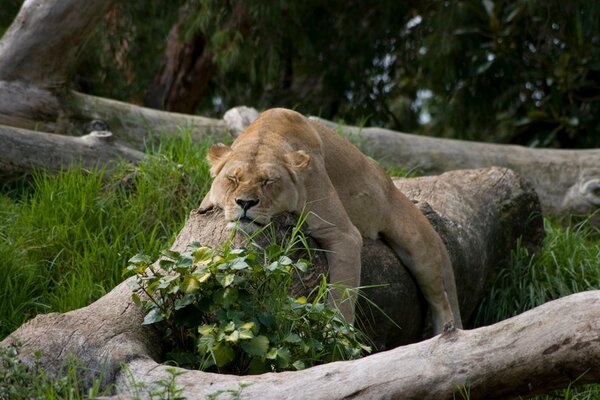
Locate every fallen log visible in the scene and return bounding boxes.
[0,125,146,180]
[2,167,550,399]
[311,116,600,219]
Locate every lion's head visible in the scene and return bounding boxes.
[205,142,311,226]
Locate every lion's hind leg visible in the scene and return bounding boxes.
[381,191,462,334]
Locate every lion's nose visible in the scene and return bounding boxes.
[235,198,259,211]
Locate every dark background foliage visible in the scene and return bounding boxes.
[2,0,599,147]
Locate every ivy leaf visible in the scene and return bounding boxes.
[284,333,302,344]
[248,357,270,375]
[230,258,249,270]
[279,256,293,266]
[217,273,235,287]
[181,276,200,294]
[142,308,165,325]
[128,253,153,265]
[241,335,269,357]
[197,334,215,355]
[192,246,213,263]
[212,343,235,367]
[221,287,239,308]
[131,293,141,306]
[158,258,175,270]
[238,328,254,340]
[275,347,292,369]
[295,261,308,273]
[177,254,194,268]
[198,324,216,336]
[160,249,180,260]
[292,360,305,370]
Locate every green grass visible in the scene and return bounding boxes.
[473,216,600,400]
[475,217,600,326]
[0,342,114,399]
[0,134,212,339]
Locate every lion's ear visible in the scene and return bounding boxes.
[207,143,232,165]
[286,150,310,170]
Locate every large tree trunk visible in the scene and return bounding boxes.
[3,167,555,399]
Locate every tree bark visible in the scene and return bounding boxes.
[0,0,117,87]
[0,125,146,180]
[144,1,251,113]
[2,167,555,399]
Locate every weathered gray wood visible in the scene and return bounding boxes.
[68,91,228,146]
[118,291,600,400]
[0,0,117,86]
[0,125,146,179]
[2,167,552,399]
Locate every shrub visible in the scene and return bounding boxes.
[126,228,371,375]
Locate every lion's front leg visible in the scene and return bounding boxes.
[306,213,363,324]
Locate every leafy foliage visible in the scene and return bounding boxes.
[126,237,371,374]
[42,0,600,147]
[409,0,600,147]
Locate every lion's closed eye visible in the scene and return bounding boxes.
[262,177,279,187]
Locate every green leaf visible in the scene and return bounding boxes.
[275,347,292,369]
[131,293,141,306]
[248,357,270,375]
[198,324,216,336]
[238,329,254,340]
[266,347,278,360]
[142,308,165,325]
[221,287,239,308]
[284,333,302,344]
[241,335,270,357]
[295,261,308,273]
[292,360,305,370]
[158,258,176,269]
[212,343,235,367]
[197,334,215,355]
[161,249,180,260]
[279,256,293,266]
[225,330,240,343]
[230,258,249,270]
[223,321,236,332]
[181,276,200,293]
[128,253,153,265]
[192,246,213,263]
[217,273,235,287]
[177,254,194,268]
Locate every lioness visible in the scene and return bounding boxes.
[200,108,462,333]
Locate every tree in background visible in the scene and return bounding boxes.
[411,0,600,147]
[10,0,594,148]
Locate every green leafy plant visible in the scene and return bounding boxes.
[126,227,371,375]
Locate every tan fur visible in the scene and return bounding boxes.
[201,108,462,333]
